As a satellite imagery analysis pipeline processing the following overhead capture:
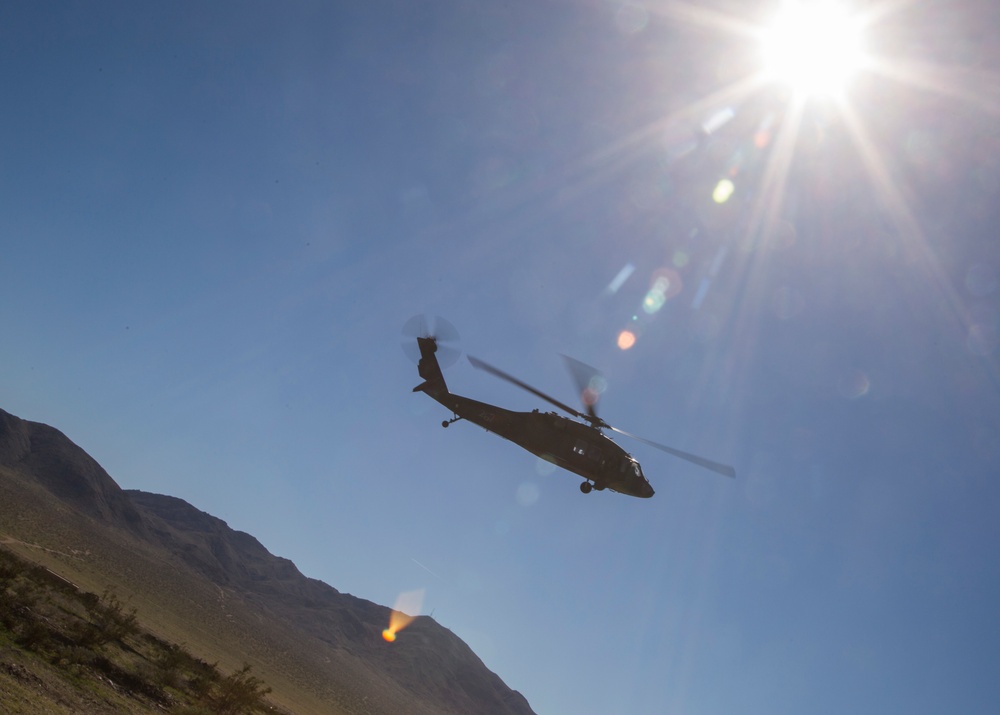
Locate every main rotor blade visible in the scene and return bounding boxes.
[610,426,736,478]
[467,355,586,420]
[560,354,604,421]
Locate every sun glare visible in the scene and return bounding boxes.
[759,1,867,98]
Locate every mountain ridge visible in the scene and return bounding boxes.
[0,407,535,715]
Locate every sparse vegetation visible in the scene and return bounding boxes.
[208,662,274,714]
[78,587,140,646]
[0,546,282,715]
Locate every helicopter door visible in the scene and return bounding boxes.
[573,439,604,464]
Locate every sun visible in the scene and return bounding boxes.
[758,0,868,99]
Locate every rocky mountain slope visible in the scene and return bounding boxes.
[0,407,535,715]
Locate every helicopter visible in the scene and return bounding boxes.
[405,316,735,498]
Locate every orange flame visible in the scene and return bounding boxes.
[382,589,424,643]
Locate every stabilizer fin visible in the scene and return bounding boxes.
[413,336,449,397]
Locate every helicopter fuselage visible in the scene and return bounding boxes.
[443,395,654,498]
[413,337,654,498]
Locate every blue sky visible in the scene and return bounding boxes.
[2,1,999,713]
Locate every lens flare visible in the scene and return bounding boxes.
[837,370,870,399]
[642,268,684,315]
[535,454,557,476]
[582,374,607,406]
[713,178,735,203]
[604,263,636,295]
[617,330,637,350]
[643,288,666,314]
[516,482,540,506]
[382,589,425,643]
[702,106,735,135]
[588,375,608,396]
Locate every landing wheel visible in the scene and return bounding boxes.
[442,421,450,428]
[580,482,593,494]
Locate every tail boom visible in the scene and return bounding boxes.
[412,337,449,398]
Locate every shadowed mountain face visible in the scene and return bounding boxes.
[0,409,148,535]
[0,408,535,715]
[125,490,307,590]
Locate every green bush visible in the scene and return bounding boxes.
[78,587,138,646]
[208,663,272,715]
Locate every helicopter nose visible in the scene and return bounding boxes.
[641,481,655,498]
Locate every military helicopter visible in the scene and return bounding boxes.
[405,316,735,498]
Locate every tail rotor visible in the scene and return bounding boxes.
[401,314,461,368]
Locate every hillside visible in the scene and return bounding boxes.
[0,408,535,715]
[0,545,279,714]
